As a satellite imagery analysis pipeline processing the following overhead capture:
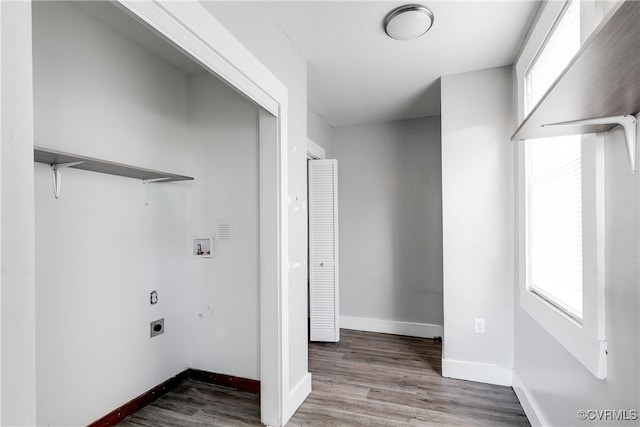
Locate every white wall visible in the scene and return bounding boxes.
[188,73,260,380]
[33,3,190,425]
[513,121,639,426]
[334,117,443,333]
[201,3,311,420]
[511,2,639,423]
[32,3,260,425]
[1,1,37,425]
[307,107,334,158]
[441,66,515,385]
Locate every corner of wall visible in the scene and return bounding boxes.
[440,65,515,389]
[307,107,335,158]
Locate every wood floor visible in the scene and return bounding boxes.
[119,329,529,426]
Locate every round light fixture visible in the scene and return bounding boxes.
[384,4,434,40]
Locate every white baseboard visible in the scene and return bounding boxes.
[442,358,513,386]
[340,316,443,338]
[283,372,312,424]
[512,370,549,427]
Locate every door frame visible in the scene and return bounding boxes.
[117,3,290,425]
[307,138,326,161]
[305,138,325,347]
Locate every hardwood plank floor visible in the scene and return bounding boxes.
[119,329,529,426]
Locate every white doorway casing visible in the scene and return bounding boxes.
[307,138,326,160]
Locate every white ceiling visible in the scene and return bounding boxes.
[260,1,540,127]
[82,1,540,128]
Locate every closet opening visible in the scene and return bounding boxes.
[31,2,281,425]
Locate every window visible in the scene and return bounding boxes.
[526,136,583,320]
[519,134,606,380]
[524,1,584,320]
[516,0,607,379]
[524,0,580,114]
[519,133,606,379]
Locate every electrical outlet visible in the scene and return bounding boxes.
[150,318,164,337]
[474,318,485,334]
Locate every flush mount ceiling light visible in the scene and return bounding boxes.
[384,4,434,40]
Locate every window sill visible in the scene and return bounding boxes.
[520,289,607,379]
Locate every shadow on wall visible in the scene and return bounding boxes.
[397,78,441,121]
[388,117,443,325]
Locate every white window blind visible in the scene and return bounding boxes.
[526,136,583,320]
[525,0,580,114]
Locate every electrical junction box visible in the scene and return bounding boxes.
[150,318,164,337]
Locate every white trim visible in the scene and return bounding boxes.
[512,370,550,427]
[441,359,513,387]
[279,106,291,427]
[115,2,290,425]
[258,109,284,426]
[516,135,607,379]
[306,138,325,160]
[283,373,312,424]
[519,292,607,378]
[0,2,3,421]
[340,316,443,339]
[118,1,283,115]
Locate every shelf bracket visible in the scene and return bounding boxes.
[543,115,637,173]
[51,161,84,198]
[142,178,171,205]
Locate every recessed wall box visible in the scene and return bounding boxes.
[193,237,213,258]
[150,318,164,337]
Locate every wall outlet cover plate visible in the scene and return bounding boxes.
[150,318,164,337]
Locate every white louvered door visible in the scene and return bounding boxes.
[308,159,339,342]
